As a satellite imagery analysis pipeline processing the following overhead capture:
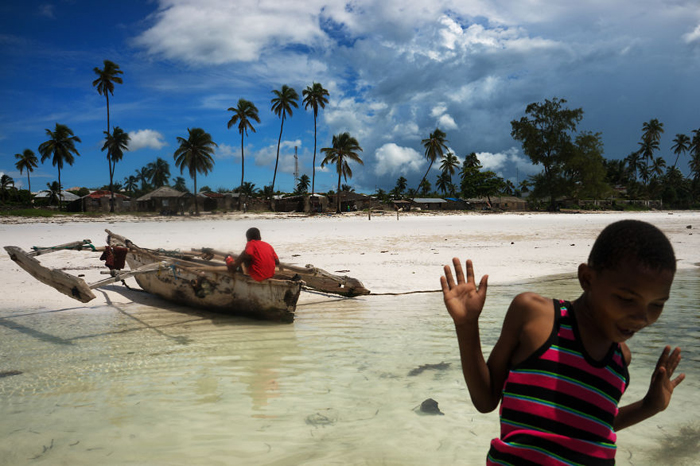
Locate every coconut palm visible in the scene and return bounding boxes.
[146,157,171,188]
[270,85,299,194]
[651,156,667,178]
[295,174,310,194]
[395,176,407,196]
[320,132,363,213]
[173,176,188,192]
[436,171,451,195]
[238,181,259,197]
[302,82,330,194]
[227,98,260,208]
[639,119,664,168]
[123,175,138,194]
[14,149,38,193]
[135,167,150,191]
[92,60,123,134]
[440,151,460,187]
[46,181,61,206]
[1,174,14,201]
[624,150,642,181]
[38,123,81,210]
[173,128,217,214]
[102,126,130,212]
[419,128,448,190]
[671,133,691,170]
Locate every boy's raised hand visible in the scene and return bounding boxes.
[644,346,685,414]
[441,258,488,326]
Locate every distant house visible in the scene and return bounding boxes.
[33,190,80,207]
[136,186,193,214]
[70,190,132,212]
[489,196,528,211]
[444,197,470,210]
[411,198,447,211]
[328,191,371,212]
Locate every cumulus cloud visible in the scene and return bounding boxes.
[373,143,424,176]
[128,129,167,151]
[683,24,700,44]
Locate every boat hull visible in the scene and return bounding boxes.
[126,252,302,323]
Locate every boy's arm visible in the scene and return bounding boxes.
[442,258,521,413]
[614,346,685,431]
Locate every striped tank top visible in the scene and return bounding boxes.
[487,299,629,466]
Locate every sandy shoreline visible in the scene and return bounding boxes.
[1,211,699,311]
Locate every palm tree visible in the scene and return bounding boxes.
[135,167,150,191]
[146,157,171,187]
[436,171,451,195]
[238,181,259,197]
[46,181,61,206]
[14,149,38,193]
[639,119,664,169]
[671,133,691,170]
[440,151,460,185]
[123,175,138,194]
[102,126,130,212]
[296,174,310,194]
[395,176,407,196]
[321,132,363,213]
[302,82,330,194]
[419,128,448,190]
[1,174,14,201]
[38,123,81,210]
[227,98,260,207]
[173,128,217,215]
[625,150,642,181]
[651,156,667,178]
[173,176,188,192]
[270,85,299,194]
[92,60,123,134]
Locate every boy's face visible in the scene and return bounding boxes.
[580,260,674,343]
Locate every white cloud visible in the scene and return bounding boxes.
[38,4,55,19]
[216,143,238,160]
[128,129,167,151]
[683,24,700,44]
[476,147,539,178]
[373,143,424,176]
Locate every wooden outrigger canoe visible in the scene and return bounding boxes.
[4,230,369,323]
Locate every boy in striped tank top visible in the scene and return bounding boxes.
[440,220,685,465]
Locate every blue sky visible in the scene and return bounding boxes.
[1,0,699,194]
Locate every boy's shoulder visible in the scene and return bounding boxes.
[506,292,555,331]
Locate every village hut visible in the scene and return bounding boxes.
[136,186,193,215]
[410,198,447,211]
[69,190,132,213]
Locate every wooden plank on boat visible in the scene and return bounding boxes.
[4,246,96,303]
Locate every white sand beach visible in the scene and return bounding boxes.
[1,211,699,466]
[1,211,699,308]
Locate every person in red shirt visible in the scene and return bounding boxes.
[226,227,280,281]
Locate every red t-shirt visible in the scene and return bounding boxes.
[244,240,278,281]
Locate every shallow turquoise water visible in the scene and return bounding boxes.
[0,270,698,465]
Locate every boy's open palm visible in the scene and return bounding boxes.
[645,346,685,413]
[441,258,488,326]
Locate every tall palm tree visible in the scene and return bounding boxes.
[639,119,664,168]
[46,181,61,206]
[295,174,310,194]
[102,126,130,212]
[395,176,407,196]
[320,132,363,213]
[440,151,460,185]
[227,98,260,208]
[173,128,217,215]
[436,171,451,195]
[419,128,448,190]
[92,60,123,134]
[671,133,691,169]
[270,85,299,194]
[624,150,642,181]
[651,156,667,178]
[146,157,171,188]
[302,82,330,195]
[14,149,38,193]
[38,123,81,210]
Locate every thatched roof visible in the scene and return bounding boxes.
[136,186,190,201]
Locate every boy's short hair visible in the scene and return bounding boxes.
[588,220,676,273]
[246,227,262,241]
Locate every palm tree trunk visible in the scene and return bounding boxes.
[272,116,285,195]
[193,173,199,215]
[27,173,31,194]
[57,168,63,212]
[312,112,317,195]
[239,132,245,210]
[337,171,341,213]
[109,159,115,213]
[419,161,434,192]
